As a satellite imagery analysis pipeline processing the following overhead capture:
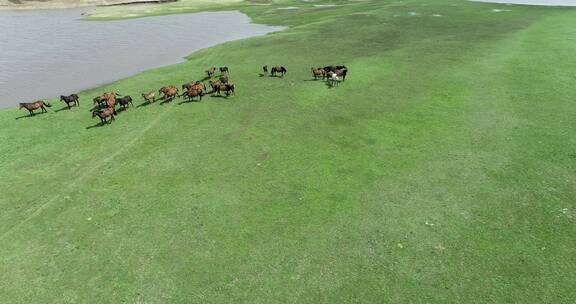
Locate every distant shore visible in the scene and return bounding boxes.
[0,0,173,10]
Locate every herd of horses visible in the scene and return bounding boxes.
[18,64,348,126]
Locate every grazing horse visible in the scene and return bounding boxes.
[206,67,216,77]
[182,89,204,102]
[142,91,156,103]
[219,66,229,75]
[214,83,235,96]
[60,94,79,109]
[263,65,268,73]
[219,75,229,84]
[311,67,326,80]
[270,66,287,77]
[116,96,133,109]
[19,100,51,116]
[92,107,115,125]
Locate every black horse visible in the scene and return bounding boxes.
[116,96,134,109]
[270,66,287,77]
[219,66,230,75]
[60,94,79,109]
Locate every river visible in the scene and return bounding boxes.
[0,9,282,108]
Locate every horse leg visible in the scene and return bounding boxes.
[29,109,34,116]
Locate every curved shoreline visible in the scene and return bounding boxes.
[0,0,170,10]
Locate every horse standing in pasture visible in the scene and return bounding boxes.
[206,67,216,77]
[270,66,287,77]
[19,100,51,116]
[327,72,342,87]
[60,94,79,109]
[142,91,156,103]
[311,67,326,80]
[219,66,229,75]
[92,107,115,125]
[93,92,118,107]
[219,75,229,84]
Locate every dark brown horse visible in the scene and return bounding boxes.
[116,96,133,109]
[206,67,216,77]
[219,66,229,75]
[214,83,235,97]
[92,107,116,125]
[263,65,268,73]
[19,100,51,116]
[270,66,287,77]
[219,75,229,84]
[182,89,204,102]
[60,94,79,109]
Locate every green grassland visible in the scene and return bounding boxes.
[1,0,575,302]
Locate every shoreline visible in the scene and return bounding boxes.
[0,0,172,10]
[0,7,284,109]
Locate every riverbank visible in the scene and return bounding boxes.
[1,0,576,302]
[0,0,240,11]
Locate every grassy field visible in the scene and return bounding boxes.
[1,0,576,302]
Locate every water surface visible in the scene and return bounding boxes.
[0,9,283,108]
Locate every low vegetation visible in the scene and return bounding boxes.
[1,0,575,302]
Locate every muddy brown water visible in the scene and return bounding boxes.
[0,9,283,108]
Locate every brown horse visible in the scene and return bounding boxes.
[209,80,223,93]
[182,89,204,102]
[219,66,229,75]
[92,107,116,125]
[159,85,178,99]
[142,91,156,103]
[270,66,287,77]
[19,100,51,116]
[93,92,118,107]
[311,67,326,80]
[60,94,79,109]
[191,81,206,93]
[219,75,229,84]
[206,67,216,77]
[214,83,235,97]
[162,87,179,102]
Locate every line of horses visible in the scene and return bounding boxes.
[18,64,348,126]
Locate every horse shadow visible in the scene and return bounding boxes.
[159,97,176,105]
[85,121,112,129]
[15,112,47,120]
[201,76,211,82]
[55,106,76,113]
[136,100,154,108]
